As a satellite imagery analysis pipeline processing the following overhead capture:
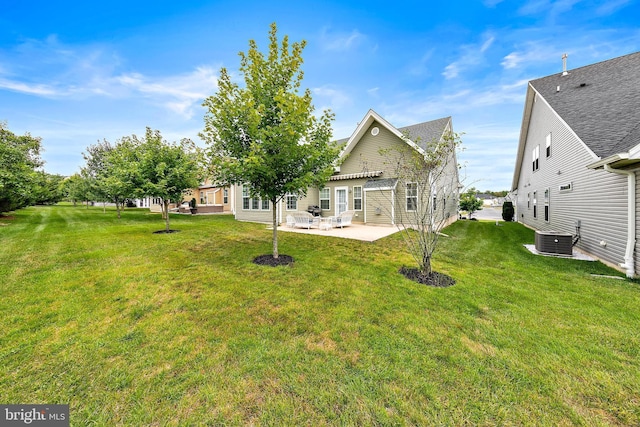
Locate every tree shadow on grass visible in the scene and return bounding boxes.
[152,230,181,234]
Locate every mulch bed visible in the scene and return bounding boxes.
[152,230,181,234]
[399,266,456,287]
[253,254,294,267]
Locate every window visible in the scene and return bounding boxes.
[406,182,418,211]
[353,186,362,210]
[261,199,270,210]
[320,188,330,210]
[559,182,573,192]
[546,133,552,158]
[544,188,550,222]
[432,194,437,211]
[286,194,297,211]
[200,191,204,205]
[251,197,259,210]
[527,192,531,209]
[532,145,540,171]
[242,186,250,210]
[533,191,537,219]
[223,188,228,204]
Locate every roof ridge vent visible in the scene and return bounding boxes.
[562,53,569,76]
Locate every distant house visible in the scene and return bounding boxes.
[511,51,640,277]
[190,180,234,214]
[140,180,234,214]
[234,109,459,227]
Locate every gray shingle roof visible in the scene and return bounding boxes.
[399,117,452,151]
[530,51,640,158]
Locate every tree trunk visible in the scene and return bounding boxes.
[420,253,432,276]
[164,199,171,232]
[272,198,279,259]
[116,201,121,219]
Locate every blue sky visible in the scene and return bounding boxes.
[1,0,638,190]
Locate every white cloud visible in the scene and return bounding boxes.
[319,27,365,52]
[113,66,218,119]
[312,85,352,109]
[596,0,632,15]
[0,78,59,96]
[442,32,496,79]
[0,36,219,119]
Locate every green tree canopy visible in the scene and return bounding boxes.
[82,139,139,217]
[0,122,43,214]
[61,173,92,206]
[201,22,341,259]
[459,187,483,219]
[135,127,204,232]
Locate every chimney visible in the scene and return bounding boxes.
[562,53,569,76]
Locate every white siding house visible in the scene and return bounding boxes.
[512,51,640,277]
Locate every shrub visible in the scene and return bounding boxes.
[502,201,515,221]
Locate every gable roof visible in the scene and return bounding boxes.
[529,51,640,159]
[512,51,640,189]
[338,109,452,160]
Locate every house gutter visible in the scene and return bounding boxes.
[603,164,636,278]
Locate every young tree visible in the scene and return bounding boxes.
[459,187,483,219]
[61,174,91,205]
[0,122,43,214]
[381,130,462,285]
[82,140,138,217]
[136,127,203,232]
[201,23,341,260]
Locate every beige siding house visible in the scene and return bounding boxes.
[511,51,640,277]
[234,109,459,228]
[191,180,233,214]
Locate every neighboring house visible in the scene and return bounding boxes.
[234,109,459,227]
[191,179,234,214]
[511,51,640,277]
[142,180,234,214]
[476,193,495,207]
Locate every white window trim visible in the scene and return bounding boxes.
[406,182,418,212]
[532,145,540,172]
[285,194,298,211]
[544,187,550,222]
[546,133,552,158]
[320,187,330,211]
[335,186,348,215]
[353,186,362,211]
[242,186,250,210]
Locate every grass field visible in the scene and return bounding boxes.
[1,204,639,425]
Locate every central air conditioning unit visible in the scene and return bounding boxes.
[535,230,573,255]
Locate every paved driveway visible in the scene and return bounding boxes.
[472,206,504,221]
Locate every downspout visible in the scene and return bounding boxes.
[391,188,395,225]
[604,165,636,278]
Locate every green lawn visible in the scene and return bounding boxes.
[1,204,639,425]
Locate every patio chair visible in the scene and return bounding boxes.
[332,210,354,228]
[292,211,319,229]
[285,215,295,228]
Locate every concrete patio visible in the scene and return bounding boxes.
[277,222,399,242]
